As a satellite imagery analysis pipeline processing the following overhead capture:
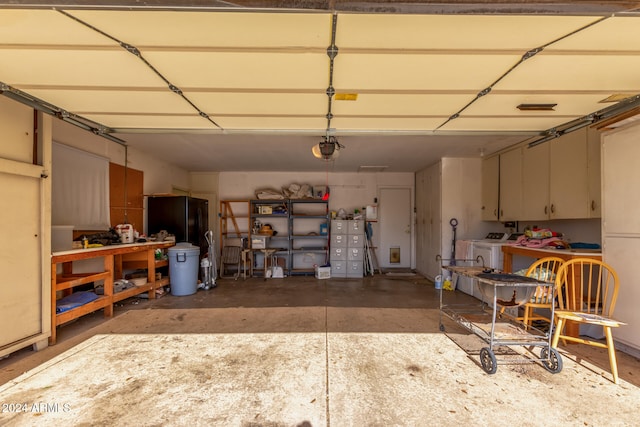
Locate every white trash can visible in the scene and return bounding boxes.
[168,242,200,296]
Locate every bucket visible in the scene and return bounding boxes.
[435,274,442,290]
[168,242,200,296]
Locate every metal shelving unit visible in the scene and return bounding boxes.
[289,199,330,276]
[249,199,329,276]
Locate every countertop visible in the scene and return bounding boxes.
[501,245,602,257]
[52,241,174,258]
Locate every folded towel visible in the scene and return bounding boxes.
[455,239,472,260]
[56,291,99,313]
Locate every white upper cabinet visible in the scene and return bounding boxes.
[488,126,601,221]
[499,148,523,221]
[521,142,550,221]
[587,127,601,218]
[549,128,590,219]
[481,156,499,221]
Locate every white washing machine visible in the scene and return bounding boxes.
[472,232,525,316]
[455,232,512,299]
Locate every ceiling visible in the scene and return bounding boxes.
[2,1,640,172]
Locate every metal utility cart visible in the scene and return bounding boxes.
[437,257,562,375]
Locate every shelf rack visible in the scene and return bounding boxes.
[248,198,329,276]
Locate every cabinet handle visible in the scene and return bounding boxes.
[494,209,497,218]
[544,206,548,215]
[550,204,555,214]
[591,200,596,211]
[500,209,503,218]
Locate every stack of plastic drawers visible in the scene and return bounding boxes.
[330,219,364,278]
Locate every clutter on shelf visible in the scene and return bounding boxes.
[254,183,322,200]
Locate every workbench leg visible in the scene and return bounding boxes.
[50,262,57,345]
[147,248,157,299]
[103,255,114,318]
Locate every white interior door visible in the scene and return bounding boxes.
[379,187,412,269]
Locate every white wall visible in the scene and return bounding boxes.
[219,171,412,212]
[52,121,190,196]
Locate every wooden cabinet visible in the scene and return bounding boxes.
[498,148,523,221]
[50,242,173,344]
[481,156,499,221]
[109,162,144,231]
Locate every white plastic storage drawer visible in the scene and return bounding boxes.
[347,247,364,261]
[348,220,365,235]
[331,220,347,234]
[348,234,364,248]
[330,247,347,260]
[331,261,347,277]
[331,234,347,248]
[346,261,364,277]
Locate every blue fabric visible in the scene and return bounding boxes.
[569,242,601,249]
[56,291,99,313]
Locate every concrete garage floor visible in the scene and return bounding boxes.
[1,274,640,426]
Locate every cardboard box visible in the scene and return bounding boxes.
[251,235,269,249]
[315,265,331,279]
[257,205,273,214]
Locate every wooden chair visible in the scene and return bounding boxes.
[220,238,243,279]
[551,258,626,384]
[521,257,565,326]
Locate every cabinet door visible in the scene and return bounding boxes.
[110,162,144,231]
[499,148,523,221]
[481,156,499,221]
[549,128,589,219]
[602,127,640,234]
[521,143,550,221]
[587,127,601,218]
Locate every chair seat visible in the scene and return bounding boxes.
[554,310,625,327]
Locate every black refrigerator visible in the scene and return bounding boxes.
[147,196,209,255]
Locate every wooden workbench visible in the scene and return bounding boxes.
[501,245,602,338]
[50,241,174,345]
[501,245,602,272]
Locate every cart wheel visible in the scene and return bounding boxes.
[479,347,497,374]
[439,324,445,332]
[540,347,563,373]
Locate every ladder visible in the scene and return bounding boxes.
[364,222,382,275]
[220,201,243,238]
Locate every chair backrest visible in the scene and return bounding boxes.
[525,257,565,304]
[554,258,620,317]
